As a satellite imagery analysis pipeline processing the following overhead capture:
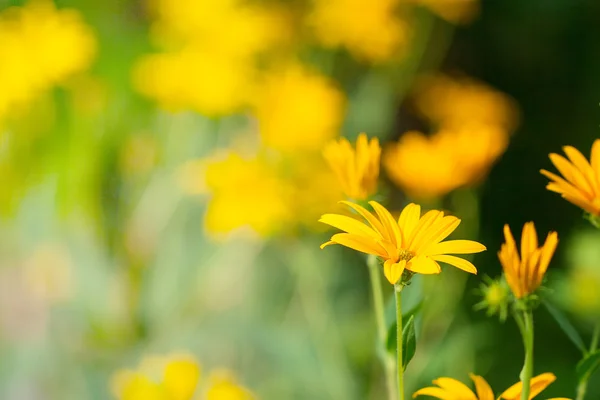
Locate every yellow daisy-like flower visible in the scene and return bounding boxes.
[319,201,486,284]
[540,140,600,217]
[413,372,569,400]
[498,222,558,299]
[323,133,381,200]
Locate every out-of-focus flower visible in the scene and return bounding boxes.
[320,201,486,284]
[254,64,345,153]
[112,353,201,400]
[384,126,508,199]
[413,372,568,400]
[563,267,600,317]
[498,223,558,300]
[540,140,600,219]
[23,242,73,303]
[413,75,519,131]
[0,0,96,120]
[323,133,380,200]
[413,0,480,25]
[205,370,254,400]
[474,276,510,321]
[308,0,408,62]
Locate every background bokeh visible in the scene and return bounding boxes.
[1,0,599,399]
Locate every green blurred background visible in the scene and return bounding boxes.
[0,0,599,399]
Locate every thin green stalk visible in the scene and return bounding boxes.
[395,283,405,400]
[519,310,534,400]
[367,256,397,400]
[576,322,600,400]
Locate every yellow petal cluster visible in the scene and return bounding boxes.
[254,64,345,153]
[323,133,381,200]
[111,353,254,400]
[498,222,558,299]
[414,372,569,400]
[0,0,96,120]
[320,201,486,284]
[308,0,409,62]
[384,125,508,199]
[540,140,600,217]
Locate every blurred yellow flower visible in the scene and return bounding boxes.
[413,74,519,131]
[205,370,254,400]
[112,353,200,400]
[320,201,486,284]
[540,140,600,217]
[0,0,96,120]
[498,223,558,299]
[414,372,568,400]
[323,133,380,200]
[309,0,408,62]
[254,64,345,153]
[414,0,480,25]
[383,126,508,199]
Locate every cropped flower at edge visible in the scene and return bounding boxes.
[323,133,381,200]
[319,201,486,284]
[413,372,570,400]
[540,140,600,217]
[498,222,558,299]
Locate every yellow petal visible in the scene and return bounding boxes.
[423,240,487,256]
[407,210,443,250]
[499,372,556,400]
[412,387,454,399]
[536,231,558,288]
[369,201,402,247]
[549,153,594,197]
[520,222,538,262]
[340,201,386,236]
[384,259,406,285]
[319,241,336,249]
[432,255,477,274]
[564,145,599,196]
[319,214,379,239]
[412,216,461,255]
[398,203,421,247]
[591,139,600,179]
[432,377,477,400]
[326,233,387,257]
[407,255,441,274]
[469,374,494,400]
[541,169,589,200]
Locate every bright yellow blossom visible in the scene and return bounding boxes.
[323,133,381,200]
[308,0,408,62]
[320,201,486,284]
[0,0,96,120]
[254,64,345,153]
[414,372,569,400]
[540,140,600,217]
[205,371,254,400]
[384,126,508,199]
[498,222,558,299]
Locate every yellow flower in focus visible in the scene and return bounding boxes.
[0,0,96,118]
[414,74,519,131]
[384,126,508,199]
[309,0,408,62]
[203,153,293,238]
[205,371,254,400]
[498,223,558,299]
[254,64,345,153]
[413,372,568,400]
[112,353,200,400]
[323,133,380,200]
[414,0,480,25]
[320,201,486,284]
[540,140,600,217]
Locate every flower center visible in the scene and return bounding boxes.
[398,249,414,262]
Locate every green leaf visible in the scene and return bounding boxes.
[385,301,423,353]
[402,315,416,370]
[542,299,587,354]
[577,350,600,381]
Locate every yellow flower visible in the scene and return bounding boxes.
[205,370,255,400]
[320,201,486,284]
[498,222,558,299]
[384,126,508,199]
[413,372,569,400]
[111,353,201,400]
[308,0,408,62]
[323,133,381,200]
[540,140,600,217]
[254,64,345,153]
[0,0,96,119]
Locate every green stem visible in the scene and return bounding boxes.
[519,310,534,400]
[576,321,600,400]
[368,256,397,400]
[395,284,405,400]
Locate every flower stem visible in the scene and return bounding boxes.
[367,256,397,400]
[519,310,534,400]
[395,283,405,400]
[576,321,600,400]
